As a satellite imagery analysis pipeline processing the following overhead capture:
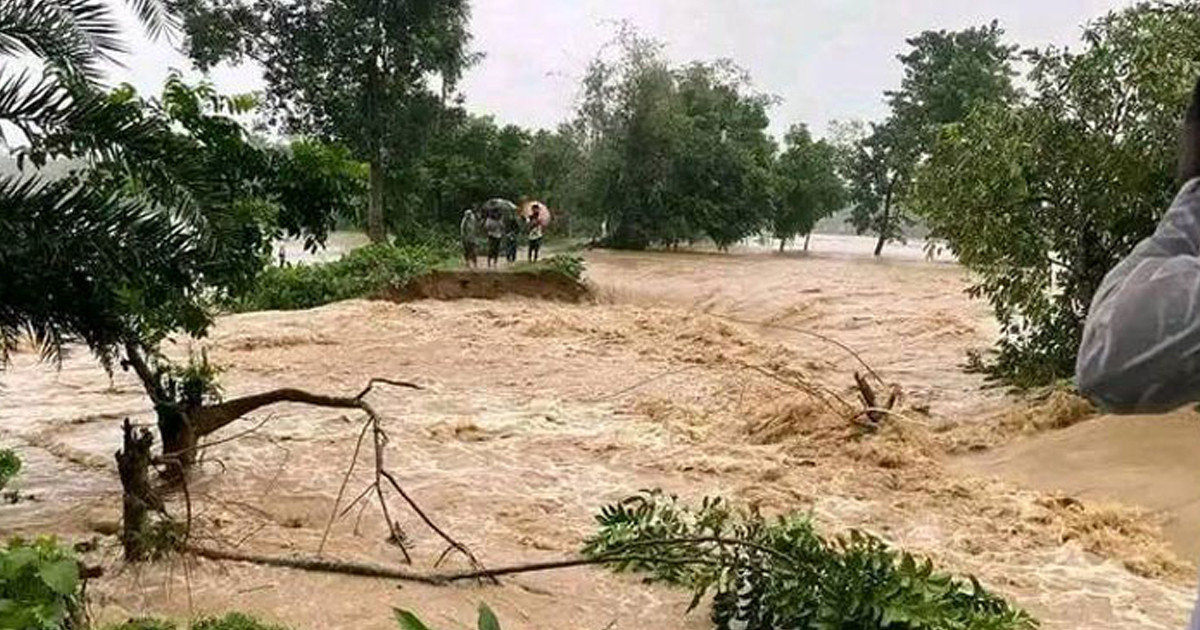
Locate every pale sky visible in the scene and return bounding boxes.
[102,0,1134,139]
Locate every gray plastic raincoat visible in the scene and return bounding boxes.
[1076,178,1200,629]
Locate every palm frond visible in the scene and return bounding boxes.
[125,0,178,40]
[0,0,124,82]
[0,173,200,367]
[0,68,73,144]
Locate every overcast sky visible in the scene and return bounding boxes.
[104,0,1135,139]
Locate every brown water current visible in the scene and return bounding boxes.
[1,236,1196,629]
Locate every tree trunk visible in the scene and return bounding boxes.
[367,158,386,243]
[803,233,812,252]
[779,238,786,253]
[157,404,197,475]
[874,194,892,257]
[116,419,161,561]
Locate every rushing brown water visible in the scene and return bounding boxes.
[0,236,1195,629]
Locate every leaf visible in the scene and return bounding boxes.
[37,559,79,595]
[393,608,435,630]
[476,603,501,630]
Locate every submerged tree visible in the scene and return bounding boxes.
[772,124,844,251]
[174,0,475,243]
[910,2,1200,386]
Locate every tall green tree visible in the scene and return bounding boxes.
[772,124,844,251]
[673,61,776,250]
[175,0,475,242]
[573,30,774,250]
[841,22,1017,256]
[910,1,1200,387]
[834,119,914,256]
[887,21,1018,154]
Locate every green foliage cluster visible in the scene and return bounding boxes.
[175,0,474,242]
[772,125,845,250]
[569,30,779,251]
[515,254,586,283]
[910,2,1200,387]
[0,451,20,492]
[833,21,1018,256]
[104,613,289,630]
[394,603,501,630]
[584,491,1036,630]
[1,68,362,370]
[0,537,82,630]
[229,244,446,312]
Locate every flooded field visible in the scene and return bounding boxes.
[1,236,1196,629]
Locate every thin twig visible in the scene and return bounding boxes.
[715,314,884,385]
[379,469,488,577]
[173,414,279,460]
[587,365,702,403]
[338,483,377,519]
[743,364,852,416]
[355,378,423,400]
[319,416,372,555]
[362,399,412,564]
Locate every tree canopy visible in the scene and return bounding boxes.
[570,31,777,250]
[839,21,1018,255]
[771,124,844,250]
[910,1,1200,386]
[174,0,475,242]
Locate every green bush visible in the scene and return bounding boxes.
[0,537,82,630]
[514,254,586,283]
[229,244,446,312]
[584,491,1036,630]
[104,612,289,630]
[0,450,19,491]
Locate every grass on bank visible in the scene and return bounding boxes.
[229,242,586,313]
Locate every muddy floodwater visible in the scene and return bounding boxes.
[2,235,1197,629]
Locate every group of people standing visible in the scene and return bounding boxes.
[460,202,546,268]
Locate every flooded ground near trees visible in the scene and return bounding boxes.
[1,235,1197,629]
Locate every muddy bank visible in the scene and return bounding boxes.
[385,269,590,304]
[957,412,1200,559]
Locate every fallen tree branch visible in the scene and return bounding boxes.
[185,546,716,585]
[319,417,373,555]
[188,546,445,584]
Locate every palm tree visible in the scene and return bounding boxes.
[0,0,185,364]
[1,0,374,483]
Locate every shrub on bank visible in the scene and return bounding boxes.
[228,244,446,312]
[513,254,586,283]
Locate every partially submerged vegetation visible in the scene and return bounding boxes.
[584,491,1037,630]
[227,244,449,312]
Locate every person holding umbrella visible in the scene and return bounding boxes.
[480,198,518,266]
[526,202,549,262]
